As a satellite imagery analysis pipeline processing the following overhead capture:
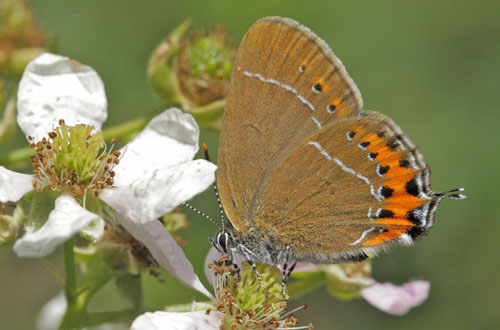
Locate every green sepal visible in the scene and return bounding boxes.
[27,189,59,232]
[323,265,373,300]
[287,270,326,300]
[116,274,143,312]
[148,18,191,103]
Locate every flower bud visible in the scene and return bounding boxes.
[0,203,24,245]
[148,19,236,129]
[0,0,46,77]
[323,260,375,300]
[161,208,189,245]
[97,224,158,276]
[0,91,18,143]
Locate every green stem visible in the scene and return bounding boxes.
[60,238,84,330]
[63,238,77,303]
[0,115,151,166]
[0,146,32,165]
[102,116,150,141]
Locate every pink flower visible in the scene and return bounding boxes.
[361,280,430,315]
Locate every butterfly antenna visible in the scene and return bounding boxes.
[202,142,227,230]
[182,202,220,229]
[434,187,466,200]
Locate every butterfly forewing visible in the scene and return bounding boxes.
[218,17,363,233]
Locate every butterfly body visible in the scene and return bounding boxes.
[214,17,464,266]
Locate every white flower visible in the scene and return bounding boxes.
[36,292,67,330]
[131,311,222,330]
[1,53,216,298]
[36,292,129,330]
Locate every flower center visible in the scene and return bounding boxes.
[209,257,308,329]
[29,120,120,197]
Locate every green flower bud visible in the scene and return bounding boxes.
[0,203,24,245]
[161,208,190,245]
[323,260,374,300]
[2,47,45,77]
[0,0,46,77]
[97,224,158,276]
[148,19,236,129]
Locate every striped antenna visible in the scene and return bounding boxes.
[202,142,227,230]
[182,202,220,229]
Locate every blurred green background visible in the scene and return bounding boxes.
[1,0,499,329]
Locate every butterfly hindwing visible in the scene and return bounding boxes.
[250,111,438,262]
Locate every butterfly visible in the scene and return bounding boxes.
[210,16,464,280]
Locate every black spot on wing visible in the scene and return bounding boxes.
[407,226,425,240]
[313,83,322,93]
[399,159,410,168]
[359,141,371,149]
[380,186,394,199]
[377,165,390,176]
[378,209,395,218]
[405,178,420,197]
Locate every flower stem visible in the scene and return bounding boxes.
[60,238,84,329]
[63,238,77,303]
[101,116,150,141]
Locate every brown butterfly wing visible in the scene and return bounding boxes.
[251,111,438,262]
[217,17,363,234]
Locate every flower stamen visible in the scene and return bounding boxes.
[30,120,120,197]
[208,257,311,329]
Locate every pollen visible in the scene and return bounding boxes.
[30,121,120,198]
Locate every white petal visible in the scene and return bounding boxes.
[117,214,214,300]
[113,108,201,185]
[17,52,107,142]
[100,160,216,224]
[36,292,66,330]
[0,166,33,203]
[131,310,222,330]
[361,280,430,315]
[13,194,99,257]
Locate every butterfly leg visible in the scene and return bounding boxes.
[281,261,298,298]
[239,244,262,291]
[280,246,297,298]
[230,249,241,281]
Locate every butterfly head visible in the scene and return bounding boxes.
[211,226,236,255]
